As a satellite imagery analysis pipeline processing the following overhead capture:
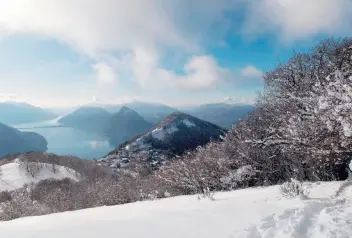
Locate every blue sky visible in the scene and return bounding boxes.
[0,0,351,108]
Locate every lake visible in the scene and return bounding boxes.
[13,119,114,159]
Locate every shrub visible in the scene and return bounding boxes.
[279,179,308,199]
[0,186,51,221]
[0,191,12,203]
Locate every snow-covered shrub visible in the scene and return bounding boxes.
[279,179,308,199]
[224,38,352,183]
[0,191,11,203]
[157,142,233,194]
[220,165,258,188]
[197,187,215,201]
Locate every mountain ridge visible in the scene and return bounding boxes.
[0,102,57,125]
[184,103,255,129]
[0,122,48,158]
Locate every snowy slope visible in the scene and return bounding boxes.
[0,181,351,238]
[0,161,80,192]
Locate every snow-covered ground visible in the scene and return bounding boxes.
[0,161,80,192]
[0,181,351,238]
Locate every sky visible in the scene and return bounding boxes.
[0,0,351,108]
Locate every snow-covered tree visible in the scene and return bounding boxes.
[225,38,352,182]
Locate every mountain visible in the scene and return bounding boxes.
[184,103,255,129]
[100,112,226,170]
[105,107,153,147]
[0,102,56,125]
[0,123,47,158]
[123,101,178,124]
[58,107,111,133]
[85,101,178,124]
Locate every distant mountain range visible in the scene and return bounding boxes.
[123,102,177,124]
[0,100,254,159]
[183,103,255,129]
[100,112,226,170]
[58,106,154,147]
[59,101,254,131]
[0,102,56,125]
[0,122,47,158]
[86,101,178,124]
[58,102,254,148]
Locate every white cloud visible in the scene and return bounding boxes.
[178,55,229,89]
[241,65,263,78]
[86,96,141,106]
[0,0,351,105]
[92,62,117,85]
[245,0,352,41]
[222,96,255,105]
[0,0,237,55]
[92,96,101,102]
[0,0,241,92]
[129,49,227,90]
[0,0,349,53]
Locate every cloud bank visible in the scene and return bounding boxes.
[0,0,351,104]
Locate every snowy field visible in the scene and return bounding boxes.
[0,160,80,192]
[0,181,351,238]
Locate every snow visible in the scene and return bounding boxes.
[166,125,178,134]
[341,120,352,137]
[126,137,148,150]
[182,119,196,127]
[0,181,351,238]
[126,123,179,150]
[151,126,179,141]
[152,127,165,141]
[126,125,179,150]
[0,161,80,192]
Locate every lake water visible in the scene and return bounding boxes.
[14,120,114,159]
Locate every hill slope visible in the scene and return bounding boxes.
[184,103,255,129]
[0,160,80,192]
[0,102,56,125]
[0,123,47,158]
[0,181,351,238]
[105,107,153,147]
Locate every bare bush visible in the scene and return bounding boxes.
[0,186,50,221]
[0,191,11,203]
[156,142,235,195]
[19,159,42,178]
[279,179,308,199]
